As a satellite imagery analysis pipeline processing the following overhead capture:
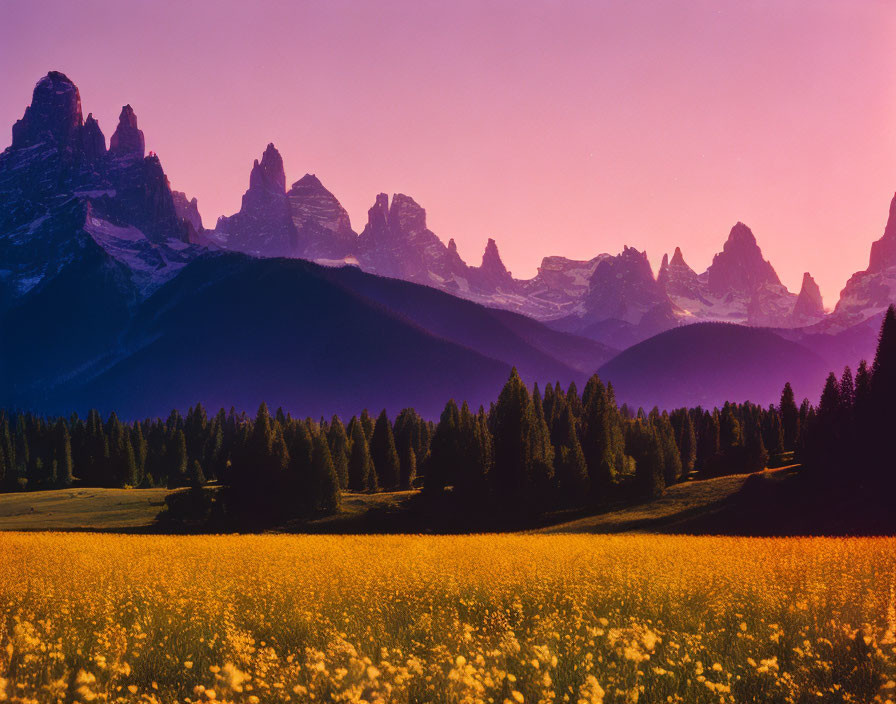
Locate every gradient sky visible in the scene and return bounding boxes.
[2,0,895,304]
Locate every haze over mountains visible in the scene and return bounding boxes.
[1,72,894,414]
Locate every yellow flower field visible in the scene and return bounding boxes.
[0,534,893,704]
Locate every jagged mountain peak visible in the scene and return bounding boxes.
[706,222,782,295]
[867,191,896,272]
[81,112,106,162]
[285,171,356,258]
[481,238,508,273]
[831,193,896,324]
[291,173,324,190]
[11,71,83,149]
[658,246,698,295]
[670,246,688,268]
[473,237,513,290]
[249,143,285,194]
[367,193,390,229]
[791,272,825,324]
[389,193,426,232]
[172,191,203,233]
[109,104,145,158]
[725,221,758,247]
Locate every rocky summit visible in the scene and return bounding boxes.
[210,143,296,257]
[832,193,896,326]
[109,105,145,158]
[656,225,797,328]
[0,72,200,306]
[791,273,825,326]
[10,72,893,352]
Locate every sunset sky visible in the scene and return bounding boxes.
[2,0,895,304]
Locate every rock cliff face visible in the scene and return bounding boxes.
[356,193,467,285]
[657,225,797,326]
[11,71,83,150]
[172,191,203,233]
[832,193,896,326]
[203,144,813,337]
[469,238,514,291]
[0,72,199,305]
[211,144,297,256]
[791,273,825,326]
[108,105,144,158]
[286,174,356,260]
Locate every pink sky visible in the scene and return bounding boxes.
[2,0,895,304]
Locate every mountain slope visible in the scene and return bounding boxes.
[318,263,617,378]
[598,323,830,410]
[60,254,516,419]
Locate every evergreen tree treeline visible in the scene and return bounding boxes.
[801,305,896,496]
[3,349,830,522]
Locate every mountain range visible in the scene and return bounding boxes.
[1,72,893,415]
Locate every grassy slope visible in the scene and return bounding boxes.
[0,487,172,530]
[0,468,796,533]
[535,467,797,534]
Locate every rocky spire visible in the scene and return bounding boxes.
[248,143,285,195]
[791,272,824,323]
[388,194,427,233]
[366,193,390,230]
[109,105,145,158]
[212,143,296,257]
[868,192,896,272]
[172,191,203,232]
[80,113,106,162]
[470,237,513,291]
[705,222,782,295]
[670,246,688,268]
[585,246,672,325]
[658,246,697,292]
[480,238,511,277]
[11,71,83,149]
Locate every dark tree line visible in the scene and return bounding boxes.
[0,375,796,523]
[800,305,896,496]
[12,309,886,526]
[421,369,779,512]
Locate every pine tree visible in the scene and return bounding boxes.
[627,421,665,499]
[580,374,619,497]
[402,445,417,489]
[426,400,461,493]
[348,420,375,492]
[167,430,188,488]
[719,404,742,451]
[677,411,697,475]
[491,369,538,505]
[55,421,73,487]
[360,409,375,443]
[370,410,400,490]
[326,416,350,489]
[869,305,896,488]
[779,382,800,451]
[696,410,720,474]
[657,412,683,485]
[310,431,340,513]
[761,406,784,457]
[554,405,589,503]
[808,372,842,480]
[188,460,206,488]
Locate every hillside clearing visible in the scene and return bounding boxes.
[0,467,797,533]
[0,487,171,530]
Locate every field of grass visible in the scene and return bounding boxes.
[0,487,171,531]
[0,468,793,535]
[0,533,894,703]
